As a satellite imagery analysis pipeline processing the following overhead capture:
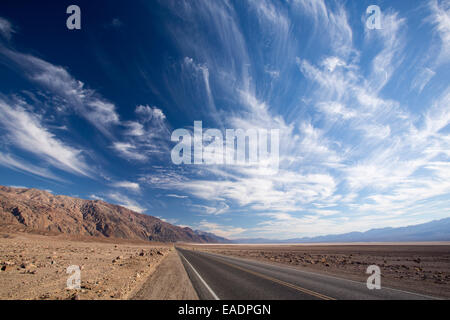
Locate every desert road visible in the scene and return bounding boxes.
[176,248,439,300]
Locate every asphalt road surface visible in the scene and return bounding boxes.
[176,248,439,300]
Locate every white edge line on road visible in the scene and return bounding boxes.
[178,250,220,300]
[198,250,442,300]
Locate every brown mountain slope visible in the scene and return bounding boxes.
[0,186,224,243]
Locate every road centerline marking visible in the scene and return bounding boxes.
[200,251,336,300]
[178,250,220,300]
[202,251,440,300]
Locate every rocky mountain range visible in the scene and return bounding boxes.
[0,186,226,243]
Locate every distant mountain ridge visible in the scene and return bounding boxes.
[0,186,226,243]
[234,218,450,244]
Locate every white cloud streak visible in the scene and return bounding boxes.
[107,192,146,213]
[0,17,15,40]
[111,181,141,192]
[0,98,91,177]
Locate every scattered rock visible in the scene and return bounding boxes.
[1,265,14,272]
[20,262,36,270]
[71,294,79,300]
[112,255,123,263]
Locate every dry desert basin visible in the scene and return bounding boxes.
[1,228,450,299]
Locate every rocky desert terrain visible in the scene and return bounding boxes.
[187,243,450,299]
[0,229,174,300]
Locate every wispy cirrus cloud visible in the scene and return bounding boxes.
[107,192,146,213]
[292,0,354,57]
[428,0,450,62]
[0,97,91,177]
[0,152,62,181]
[411,68,436,93]
[114,104,171,161]
[166,194,188,199]
[112,142,148,161]
[193,203,230,215]
[89,194,105,201]
[0,47,120,137]
[0,17,15,40]
[111,180,140,192]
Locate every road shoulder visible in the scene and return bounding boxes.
[131,249,198,300]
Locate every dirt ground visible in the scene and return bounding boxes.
[185,243,450,299]
[132,250,198,300]
[0,230,172,300]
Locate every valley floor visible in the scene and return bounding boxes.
[0,229,172,300]
[2,228,449,300]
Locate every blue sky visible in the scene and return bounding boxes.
[0,0,449,239]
